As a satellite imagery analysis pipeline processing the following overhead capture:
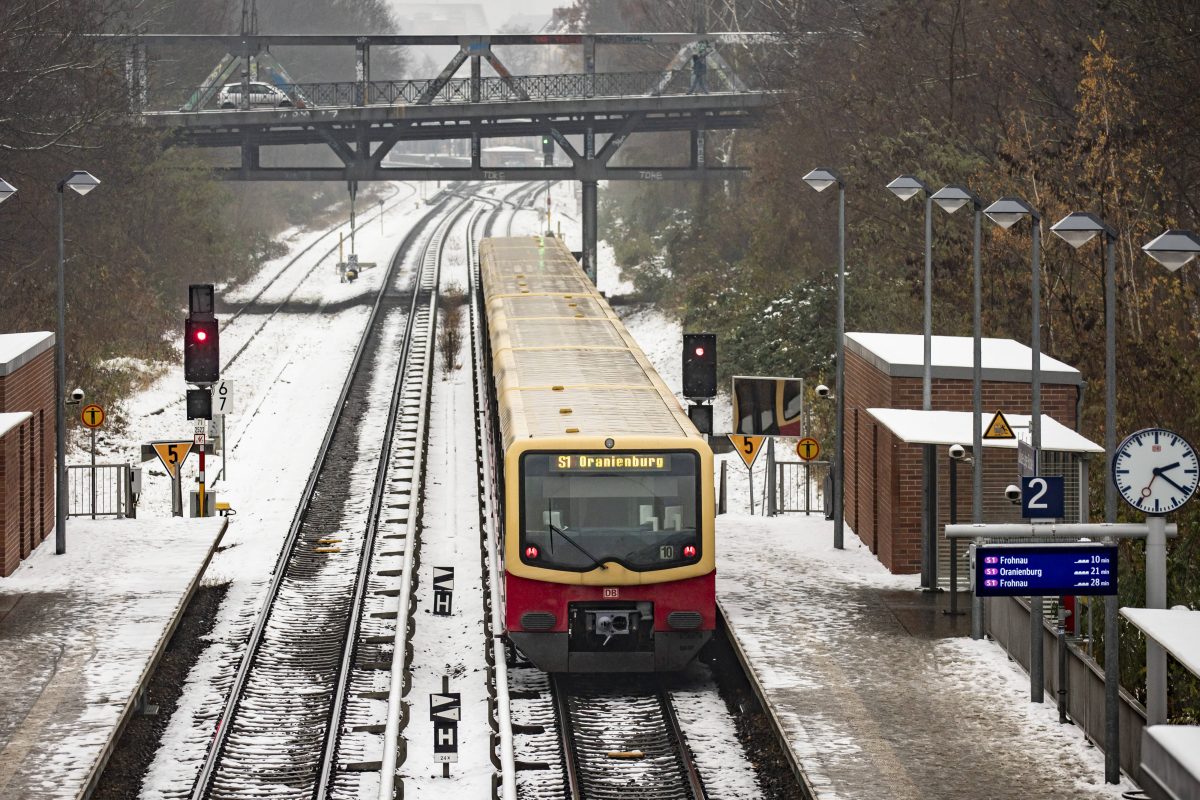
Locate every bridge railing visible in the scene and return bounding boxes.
[150,69,704,112]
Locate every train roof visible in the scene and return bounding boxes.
[480,236,698,448]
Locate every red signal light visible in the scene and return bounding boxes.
[195,329,208,343]
[694,347,705,357]
[525,545,539,559]
[683,545,697,558]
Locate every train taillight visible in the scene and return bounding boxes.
[683,545,697,558]
[525,545,539,559]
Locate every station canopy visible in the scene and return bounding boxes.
[847,332,1082,385]
[866,409,1102,453]
[1120,607,1200,677]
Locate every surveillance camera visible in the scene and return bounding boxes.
[948,444,965,460]
[71,387,85,402]
[815,384,831,398]
[1004,484,1022,504]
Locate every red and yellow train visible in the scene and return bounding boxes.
[480,235,715,672]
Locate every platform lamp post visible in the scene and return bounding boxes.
[55,170,101,555]
[887,175,938,589]
[1050,213,1118,523]
[984,195,1046,703]
[802,168,845,550]
[930,186,985,525]
[1142,229,1200,272]
[1052,212,1121,781]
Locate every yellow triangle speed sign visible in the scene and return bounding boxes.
[152,441,194,480]
[983,411,1016,440]
[727,434,766,469]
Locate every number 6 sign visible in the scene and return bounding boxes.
[1020,475,1064,519]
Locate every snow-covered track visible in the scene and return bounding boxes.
[188,194,472,800]
[221,183,417,372]
[553,675,707,800]
[467,197,521,800]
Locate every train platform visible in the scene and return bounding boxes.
[0,516,227,800]
[716,512,1136,800]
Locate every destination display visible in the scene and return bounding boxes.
[974,544,1118,597]
[550,453,672,472]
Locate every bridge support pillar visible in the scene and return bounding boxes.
[582,181,598,284]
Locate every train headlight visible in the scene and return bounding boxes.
[604,437,615,449]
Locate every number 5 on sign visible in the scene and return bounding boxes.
[1020,475,1064,519]
[727,434,765,470]
[213,380,234,416]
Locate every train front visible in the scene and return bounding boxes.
[505,436,715,672]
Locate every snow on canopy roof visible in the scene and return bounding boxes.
[1142,726,1200,787]
[847,332,1081,385]
[866,409,1103,453]
[0,412,32,438]
[0,332,53,377]
[1120,608,1200,678]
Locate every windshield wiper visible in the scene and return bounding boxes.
[547,521,608,571]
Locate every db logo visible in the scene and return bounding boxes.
[603,588,619,599]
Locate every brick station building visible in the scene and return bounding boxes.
[0,332,56,576]
[842,332,1091,576]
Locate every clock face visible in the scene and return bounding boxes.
[1112,428,1199,515]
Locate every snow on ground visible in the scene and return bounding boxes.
[131,183,439,798]
[611,235,1138,797]
[0,518,225,800]
[400,211,492,795]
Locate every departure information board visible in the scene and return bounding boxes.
[974,544,1118,597]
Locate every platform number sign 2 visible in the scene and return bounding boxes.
[1020,475,1064,520]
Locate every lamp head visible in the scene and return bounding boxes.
[984,196,1036,229]
[59,170,100,196]
[930,184,980,215]
[886,175,929,202]
[1050,212,1115,249]
[802,168,842,193]
[1143,229,1200,272]
[0,179,15,205]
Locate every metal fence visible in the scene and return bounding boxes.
[156,69,699,112]
[776,460,829,514]
[67,463,132,518]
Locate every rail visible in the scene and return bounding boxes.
[468,195,519,800]
[551,674,707,800]
[372,202,469,800]
[188,191,462,800]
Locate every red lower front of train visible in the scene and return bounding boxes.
[505,571,716,672]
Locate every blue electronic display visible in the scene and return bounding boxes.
[974,544,1118,597]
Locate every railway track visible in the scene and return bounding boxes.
[552,675,707,800]
[189,194,470,800]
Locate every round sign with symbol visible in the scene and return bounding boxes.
[796,437,820,461]
[80,404,105,429]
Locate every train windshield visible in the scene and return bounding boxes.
[520,451,701,571]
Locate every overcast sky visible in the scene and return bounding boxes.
[485,0,565,25]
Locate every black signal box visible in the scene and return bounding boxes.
[186,388,213,420]
[682,333,717,399]
[687,404,713,435]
